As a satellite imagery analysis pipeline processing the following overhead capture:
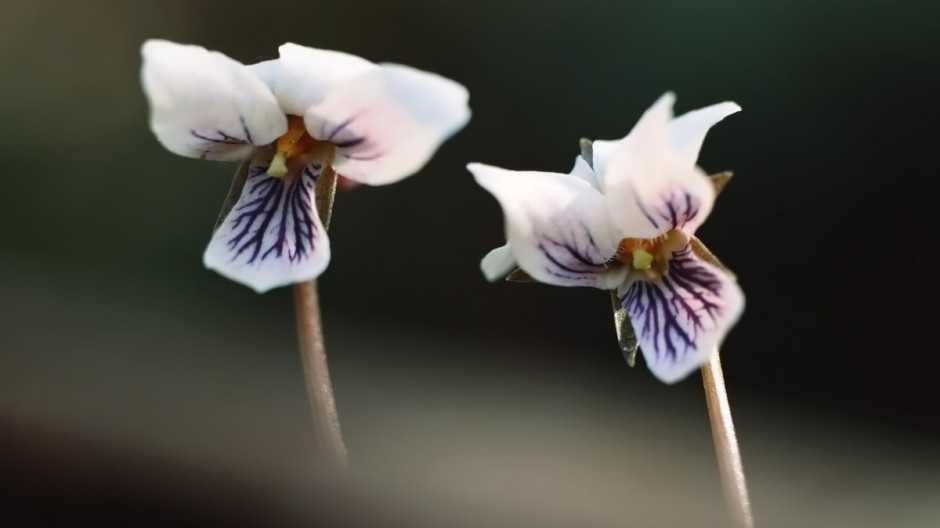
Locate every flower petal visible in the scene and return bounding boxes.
[568,155,600,189]
[271,43,376,116]
[247,59,279,90]
[588,138,618,190]
[470,163,625,289]
[590,100,739,192]
[619,244,744,383]
[203,159,329,292]
[479,158,598,282]
[603,93,715,238]
[140,39,287,161]
[306,64,471,186]
[668,101,741,169]
[481,243,517,282]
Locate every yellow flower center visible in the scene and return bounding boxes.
[267,116,332,178]
[615,229,689,281]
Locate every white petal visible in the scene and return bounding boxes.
[588,139,618,190]
[272,43,376,116]
[569,155,600,189]
[140,39,287,161]
[590,101,739,190]
[204,159,329,293]
[306,64,470,186]
[603,93,716,238]
[248,59,279,91]
[668,101,741,169]
[479,157,603,282]
[470,163,625,289]
[481,243,517,282]
[618,244,744,384]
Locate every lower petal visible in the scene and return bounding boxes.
[203,160,329,292]
[619,244,744,383]
[481,243,517,282]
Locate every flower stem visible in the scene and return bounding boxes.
[701,351,753,528]
[293,165,348,471]
[688,237,753,526]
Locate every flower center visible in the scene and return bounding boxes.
[615,229,688,281]
[267,116,331,178]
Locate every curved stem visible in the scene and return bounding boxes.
[293,165,348,471]
[702,352,753,528]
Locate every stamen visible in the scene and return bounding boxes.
[632,248,654,270]
[268,152,288,178]
[267,116,323,178]
[615,229,690,279]
[276,116,317,159]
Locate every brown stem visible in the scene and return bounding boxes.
[701,352,754,528]
[293,165,348,471]
[688,236,754,526]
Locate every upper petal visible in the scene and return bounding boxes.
[140,39,287,161]
[470,163,625,289]
[204,158,329,292]
[588,139,618,190]
[668,101,740,169]
[602,93,716,238]
[247,59,279,91]
[568,154,601,190]
[619,243,744,383]
[271,43,376,116]
[590,100,739,190]
[307,64,471,186]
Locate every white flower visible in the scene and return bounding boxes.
[140,40,470,292]
[470,93,744,383]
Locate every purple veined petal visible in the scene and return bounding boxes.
[619,243,744,383]
[470,163,626,290]
[306,63,471,186]
[203,159,329,292]
[140,40,287,161]
[603,93,716,238]
[623,179,713,238]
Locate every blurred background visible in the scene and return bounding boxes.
[2,0,938,526]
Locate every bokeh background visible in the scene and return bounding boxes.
[2,0,938,526]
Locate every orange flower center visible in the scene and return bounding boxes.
[267,116,331,178]
[614,229,688,281]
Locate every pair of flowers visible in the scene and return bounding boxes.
[141,40,744,384]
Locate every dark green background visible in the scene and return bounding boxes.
[2,1,938,526]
